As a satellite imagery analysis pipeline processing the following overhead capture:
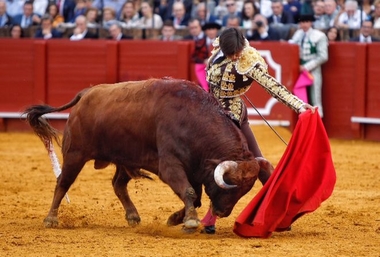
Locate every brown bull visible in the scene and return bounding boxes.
[24,78,260,231]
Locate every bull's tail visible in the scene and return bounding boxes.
[24,88,89,146]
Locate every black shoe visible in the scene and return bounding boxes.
[201,225,216,234]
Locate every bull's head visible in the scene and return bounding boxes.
[206,159,260,218]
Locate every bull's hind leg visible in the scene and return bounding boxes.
[44,153,86,228]
[112,165,140,227]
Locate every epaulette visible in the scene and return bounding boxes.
[235,40,267,75]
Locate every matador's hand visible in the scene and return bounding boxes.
[298,103,316,113]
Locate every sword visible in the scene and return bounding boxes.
[244,95,288,146]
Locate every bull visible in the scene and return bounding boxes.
[24,78,260,231]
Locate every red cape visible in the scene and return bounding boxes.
[233,111,336,238]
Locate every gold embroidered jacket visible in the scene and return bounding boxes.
[206,38,304,125]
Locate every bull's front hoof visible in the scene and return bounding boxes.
[184,219,200,229]
[167,211,184,226]
[126,214,141,227]
[43,216,58,228]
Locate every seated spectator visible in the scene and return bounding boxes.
[213,0,228,25]
[45,3,64,28]
[158,19,182,41]
[0,0,12,27]
[85,7,100,28]
[34,14,62,39]
[225,14,241,28]
[56,0,76,23]
[33,0,48,17]
[170,1,190,29]
[325,26,341,41]
[69,15,98,40]
[241,0,260,31]
[268,0,295,26]
[350,19,380,42]
[92,0,125,19]
[192,2,218,27]
[183,18,204,40]
[107,22,133,40]
[5,0,24,18]
[160,0,192,22]
[70,0,88,24]
[372,0,380,28]
[337,0,367,30]
[221,0,241,27]
[246,13,281,41]
[284,0,302,22]
[12,1,41,28]
[321,0,341,29]
[102,7,118,29]
[118,0,139,29]
[9,24,24,38]
[136,0,163,29]
[312,0,327,30]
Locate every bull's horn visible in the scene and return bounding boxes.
[214,161,238,189]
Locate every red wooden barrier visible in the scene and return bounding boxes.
[0,40,379,141]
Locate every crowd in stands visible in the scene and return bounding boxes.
[0,0,379,42]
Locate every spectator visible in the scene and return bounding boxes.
[183,18,203,40]
[92,0,125,19]
[33,0,48,17]
[70,0,88,23]
[213,0,228,24]
[118,0,139,29]
[350,19,380,42]
[192,2,218,26]
[12,1,41,28]
[337,0,367,30]
[321,0,341,29]
[284,0,302,22]
[69,14,97,40]
[246,13,281,41]
[289,14,328,117]
[136,0,163,29]
[45,3,64,28]
[102,6,118,28]
[241,0,259,31]
[158,19,182,40]
[56,0,76,24]
[85,7,100,28]
[221,0,241,27]
[362,0,375,20]
[107,22,133,40]
[225,14,241,28]
[267,0,295,26]
[372,0,380,28]
[170,1,189,29]
[259,0,273,18]
[9,24,23,38]
[0,0,13,27]
[34,14,62,39]
[160,0,192,22]
[312,0,326,30]
[325,26,341,41]
[5,0,24,18]
[300,0,313,15]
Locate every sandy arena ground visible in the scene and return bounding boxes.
[0,126,379,257]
